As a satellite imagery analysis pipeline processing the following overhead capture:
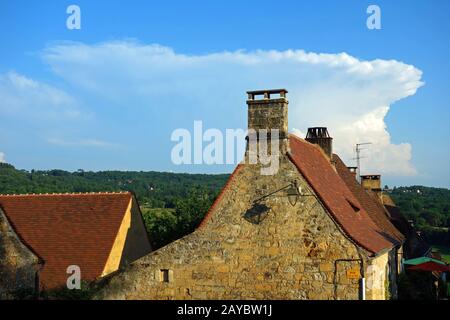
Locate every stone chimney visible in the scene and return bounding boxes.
[305,127,333,159]
[360,174,382,200]
[246,89,289,153]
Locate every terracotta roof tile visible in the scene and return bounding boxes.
[288,135,396,255]
[333,154,404,245]
[0,192,132,290]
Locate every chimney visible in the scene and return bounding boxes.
[305,127,333,159]
[347,166,358,180]
[360,174,382,200]
[246,89,289,153]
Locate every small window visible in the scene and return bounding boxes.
[160,269,170,283]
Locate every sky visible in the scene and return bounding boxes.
[0,0,449,188]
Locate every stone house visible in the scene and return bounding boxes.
[0,207,42,299]
[0,192,151,298]
[362,177,430,259]
[96,89,406,300]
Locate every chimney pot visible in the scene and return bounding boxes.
[246,89,288,101]
[305,127,333,159]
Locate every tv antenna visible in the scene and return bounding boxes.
[353,142,372,183]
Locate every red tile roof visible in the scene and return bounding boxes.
[288,135,396,255]
[0,192,132,290]
[333,154,404,245]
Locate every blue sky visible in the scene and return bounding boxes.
[0,0,449,188]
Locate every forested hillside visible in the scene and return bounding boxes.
[0,162,228,248]
[0,162,227,207]
[1,162,449,248]
[389,186,450,246]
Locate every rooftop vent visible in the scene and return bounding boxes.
[305,127,333,159]
[247,89,288,101]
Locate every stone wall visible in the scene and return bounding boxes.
[365,246,402,300]
[97,155,369,300]
[389,246,402,299]
[247,98,288,138]
[0,209,40,299]
[365,252,389,300]
[361,176,381,191]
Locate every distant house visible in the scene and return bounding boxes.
[0,192,151,298]
[352,173,430,258]
[381,192,430,258]
[97,89,406,300]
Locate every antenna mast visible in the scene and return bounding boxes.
[355,142,372,183]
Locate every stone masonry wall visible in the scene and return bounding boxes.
[97,154,368,300]
[0,209,40,299]
[247,99,288,138]
[365,248,400,300]
[365,252,389,300]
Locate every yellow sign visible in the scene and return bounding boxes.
[346,269,360,279]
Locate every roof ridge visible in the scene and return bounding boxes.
[333,154,405,244]
[288,133,332,160]
[0,191,131,197]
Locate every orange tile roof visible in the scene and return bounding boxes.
[288,135,396,255]
[0,192,132,290]
[333,154,404,245]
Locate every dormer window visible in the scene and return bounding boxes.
[346,198,361,213]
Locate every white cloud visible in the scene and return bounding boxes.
[0,152,5,163]
[0,71,81,120]
[41,41,424,176]
[47,137,116,148]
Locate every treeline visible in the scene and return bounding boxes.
[0,163,228,248]
[141,189,215,249]
[389,186,450,228]
[0,162,227,208]
[389,185,450,246]
[2,162,450,248]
